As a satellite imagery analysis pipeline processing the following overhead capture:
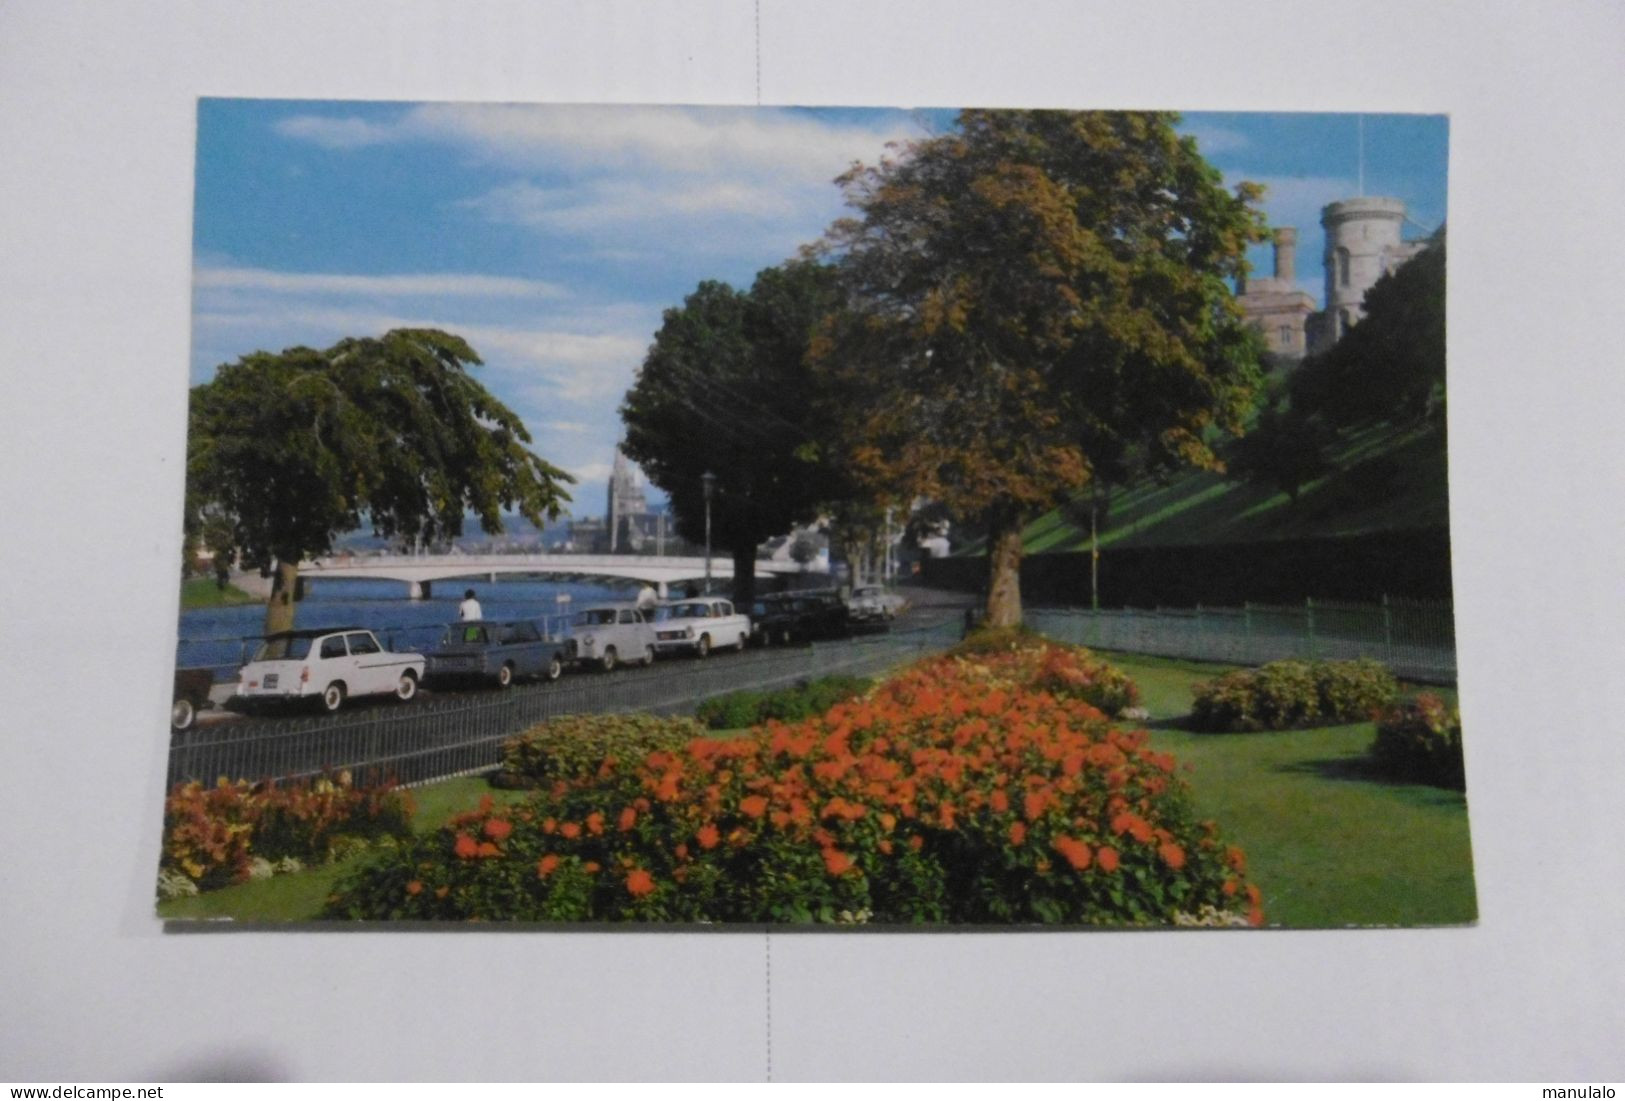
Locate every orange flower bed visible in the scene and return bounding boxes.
[327,641,1259,925]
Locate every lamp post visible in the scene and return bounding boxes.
[702,470,716,594]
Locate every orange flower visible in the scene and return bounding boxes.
[909,835,924,852]
[1226,846,1247,873]
[537,854,560,878]
[1096,846,1120,873]
[739,795,768,819]
[697,823,720,850]
[1157,842,1186,870]
[989,789,1009,814]
[625,869,656,898]
[583,861,601,874]
[1008,821,1027,846]
[483,818,512,842]
[877,839,894,855]
[560,821,582,840]
[1052,835,1092,871]
[453,833,479,859]
[542,817,557,834]
[477,841,500,858]
[821,848,854,876]
[1246,883,1262,908]
[406,880,423,896]
[674,843,690,861]
[1023,790,1047,821]
[434,886,449,899]
[618,806,638,832]
[1222,878,1238,897]
[586,811,605,836]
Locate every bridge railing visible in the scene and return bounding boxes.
[166,616,963,790]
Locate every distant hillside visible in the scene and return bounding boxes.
[1006,419,1448,554]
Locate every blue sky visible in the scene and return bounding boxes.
[191,102,1447,518]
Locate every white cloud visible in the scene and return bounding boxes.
[195,265,566,299]
[274,115,399,149]
[277,103,916,181]
[546,420,590,434]
[566,461,614,487]
[1238,173,1358,235]
[460,178,800,234]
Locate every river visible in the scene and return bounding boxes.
[176,577,633,673]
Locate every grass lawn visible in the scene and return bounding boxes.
[1100,650,1475,927]
[179,577,259,609]
[157,776,532,922]
[157,656,1475,927]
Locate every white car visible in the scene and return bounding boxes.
[566,603,657,672]
[846,585,906,624]
[653,597,752,657]
[236,628,426,713]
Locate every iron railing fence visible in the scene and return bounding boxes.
[166,616,962,790]
[1027,597,1455,684]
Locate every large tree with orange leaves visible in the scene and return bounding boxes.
[818,110,1267,626]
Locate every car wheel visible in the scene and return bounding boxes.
[696,634,711,658]
[170,696,197,732]
[601,646,618,673]
[546,655,563,682]
[321,682,346,713]
[642,644,655,666]
[396,670,418,702]
[738,632,749,651]
[778,628,792,646]
[496,663,513,689]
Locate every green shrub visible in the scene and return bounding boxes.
[1371,694,1464,789]
[695,676,874,730]
[1032,645,1142,717]
[1191,659,1398,733]
[497,713,707,788]
[694,690,768,730]
[1314,659,1398,721]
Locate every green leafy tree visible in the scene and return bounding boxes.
[1291,230,1447,430]
[1226,397,1336,503]
[186,329,574,633]
[621,261,844,609]
[818,110,1267,626]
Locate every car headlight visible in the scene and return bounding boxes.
[583,633,595,646]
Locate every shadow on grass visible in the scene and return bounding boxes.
[1276,755,1467,805]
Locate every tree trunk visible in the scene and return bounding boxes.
[984,516,1024,629]
[263,559,299,635]
[730,544,758,610]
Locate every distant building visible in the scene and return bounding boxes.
[605,447,649,552]
[1239,196,1431,363]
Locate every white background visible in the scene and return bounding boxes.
[2,0,1622,1082]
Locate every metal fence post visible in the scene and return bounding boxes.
[1305,597,1317,660]
[1382,594,1395,669]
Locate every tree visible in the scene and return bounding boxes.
[1291,230,1446,430]
[621,261,844,609]
[186,329,574,633]
[818,110,1267,626]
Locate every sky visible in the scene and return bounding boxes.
[190,102,1448,519]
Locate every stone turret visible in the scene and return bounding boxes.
[1320,196,1407,341]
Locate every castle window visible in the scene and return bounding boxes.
[1279,325,1292,348]
[1337,247,1351,287]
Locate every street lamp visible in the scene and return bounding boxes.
[701,470,716,594]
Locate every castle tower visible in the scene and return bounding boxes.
[1235,226,1316,363]
[1320,196,1408,342]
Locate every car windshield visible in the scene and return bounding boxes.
[253,635,313,661]
[658,603,710,620]
[572,609,618,627]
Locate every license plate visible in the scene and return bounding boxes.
[263,673,279,689]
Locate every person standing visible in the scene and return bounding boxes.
[458,588,483,621]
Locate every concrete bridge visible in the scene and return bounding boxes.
[297,553,817,600]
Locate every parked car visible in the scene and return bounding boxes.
[171,667,215,731]
[235,627,426,713]
[425,619,570,687]
[653,597,752,657]
[565,603,657,672]
[750,592,849,645]
[846,584,906,626]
